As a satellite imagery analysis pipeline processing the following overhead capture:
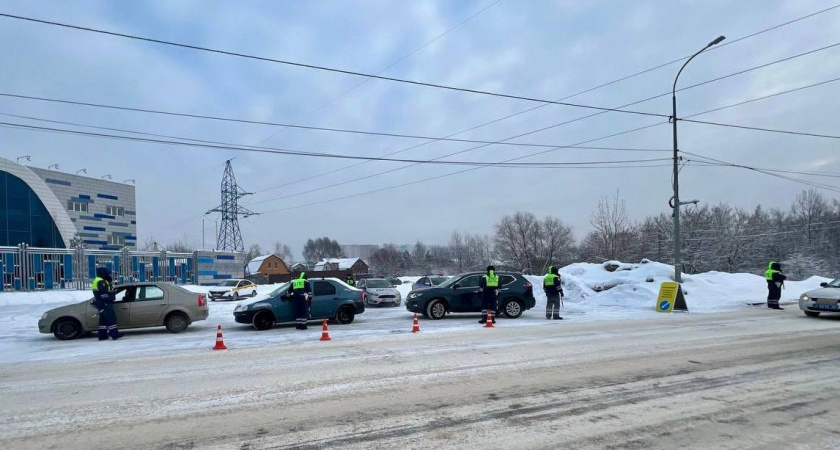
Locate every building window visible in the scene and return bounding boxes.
[107,235,125,246]
[69,201,88,213]
[106,205,124,216]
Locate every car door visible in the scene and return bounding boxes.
[453,275,482,312]
[272,287,296,323]
[130,285,169,327]
[111,286,135,328]
[310,280,338,318]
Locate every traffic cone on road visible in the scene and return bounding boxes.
[212,324,228,350]
[319,319,332,341]
[484,310,495,328]
[411,314,421,333]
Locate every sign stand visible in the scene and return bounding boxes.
[655,281,688,313]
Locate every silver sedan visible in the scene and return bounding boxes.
[799,278,840,317]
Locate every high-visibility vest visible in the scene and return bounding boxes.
[544,273,560,287]
[90,277,112,291]
[484,272,499,287]
[292,273,306,290]
[346,279,355,286]
[764,262,780,281]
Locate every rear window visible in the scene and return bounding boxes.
[500,275,516,285]
[220,280,238,287]
[430,277,448,285]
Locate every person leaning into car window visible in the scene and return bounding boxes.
[765,261,787,310]
[478,265,499,324]
[291,272,313,330]
[345,272,355,286]
[91,267,123,340]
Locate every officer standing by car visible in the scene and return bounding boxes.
[92,267,122,340]
[291,272,312,329]
[765,261,787,310]
[345,272,355,286]
[478,265,499,324]
[543,266,564,320]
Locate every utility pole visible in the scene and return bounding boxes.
[671,35,725,283]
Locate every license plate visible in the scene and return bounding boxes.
[812,303,839,310]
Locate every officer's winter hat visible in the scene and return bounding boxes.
[552,266,559,275]
[486,265,495,272]
[96,266,110,278]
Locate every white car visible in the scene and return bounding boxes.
[209,279,258,301]
[799,278,840,317]
[357,278,402,307]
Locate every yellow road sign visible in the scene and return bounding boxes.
[656,281,688,313]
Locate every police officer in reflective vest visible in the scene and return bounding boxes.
[345,273,355,286]
[543,266,564,320]
[765,261,787,310]
[291,272,312,329]
[478,266,499,324]
[92,267,122,340]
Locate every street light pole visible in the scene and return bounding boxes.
[672,35,725,283]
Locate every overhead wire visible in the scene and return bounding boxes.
[0,11,669,119]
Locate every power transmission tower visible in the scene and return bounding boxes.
[206,160,257,251]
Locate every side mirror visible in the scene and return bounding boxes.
[820,282,828,287]
[453,283,461,289]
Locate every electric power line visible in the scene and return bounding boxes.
[0,12,669,119]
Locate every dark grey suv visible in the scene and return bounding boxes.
[405,272,535,320]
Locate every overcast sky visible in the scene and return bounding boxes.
[1,0,838,259]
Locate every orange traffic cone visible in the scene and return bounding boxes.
[319,319,332,341]
[212,324,228,350]
[411,313,421,333]
[484,310,495,328]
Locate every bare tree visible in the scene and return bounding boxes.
[245,243,262,262]
[494,212,574,273]
[589,190,631,261]
[273,242,294,263]
[302,237,344,262]
[370,244,406,276]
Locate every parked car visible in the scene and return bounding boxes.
[234,278,365,330]
[405,272,535,320]
[387,276,403,287]
[799,278,840,317]
[357,277,402,307]
[411,275,450,291]
[38,283,209,340]
[208,279,258,301]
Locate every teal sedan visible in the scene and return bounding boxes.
[233,278,365,330]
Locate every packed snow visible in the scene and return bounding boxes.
[0,261,830,365]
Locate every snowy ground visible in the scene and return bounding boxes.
[0,262,829,365]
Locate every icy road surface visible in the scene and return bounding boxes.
[2,308,840,449]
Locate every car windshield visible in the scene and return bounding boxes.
[366,279,392,288]
[437,276,459,288]
[827,278,840,287]
[268,282,290,297]
[220,280,239,287]
[430,277,448,285]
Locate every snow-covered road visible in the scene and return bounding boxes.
[2,308,839,449]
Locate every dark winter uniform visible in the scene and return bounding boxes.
[543,266,564,320]
[91,267,122,340]
[478,266,499,324]
[291,272,312,329]
[345,273,355,286]
[765,261,787,310]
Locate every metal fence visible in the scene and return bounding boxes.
[0,243,244,291]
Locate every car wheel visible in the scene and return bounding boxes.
[252,310,275,331]
[426,299,446,320]
[232,292,239,301]
[335,306,355,324]
[804,311,820,318]
[165,312,190,333]
[251,290,257,297]
[503,299,524,319]
[53,318,83,340]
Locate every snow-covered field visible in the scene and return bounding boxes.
[0,261,829,365]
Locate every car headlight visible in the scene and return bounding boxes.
[800,295,810,301]
[234,304,248,312]
[408,293,421,299]
[396,292,402,299]
[41,312,48,320]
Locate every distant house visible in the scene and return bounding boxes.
[313,257,369,275]
[245,254,290,277]
[290,262,309,272]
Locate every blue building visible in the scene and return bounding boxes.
[0,157,137,250]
